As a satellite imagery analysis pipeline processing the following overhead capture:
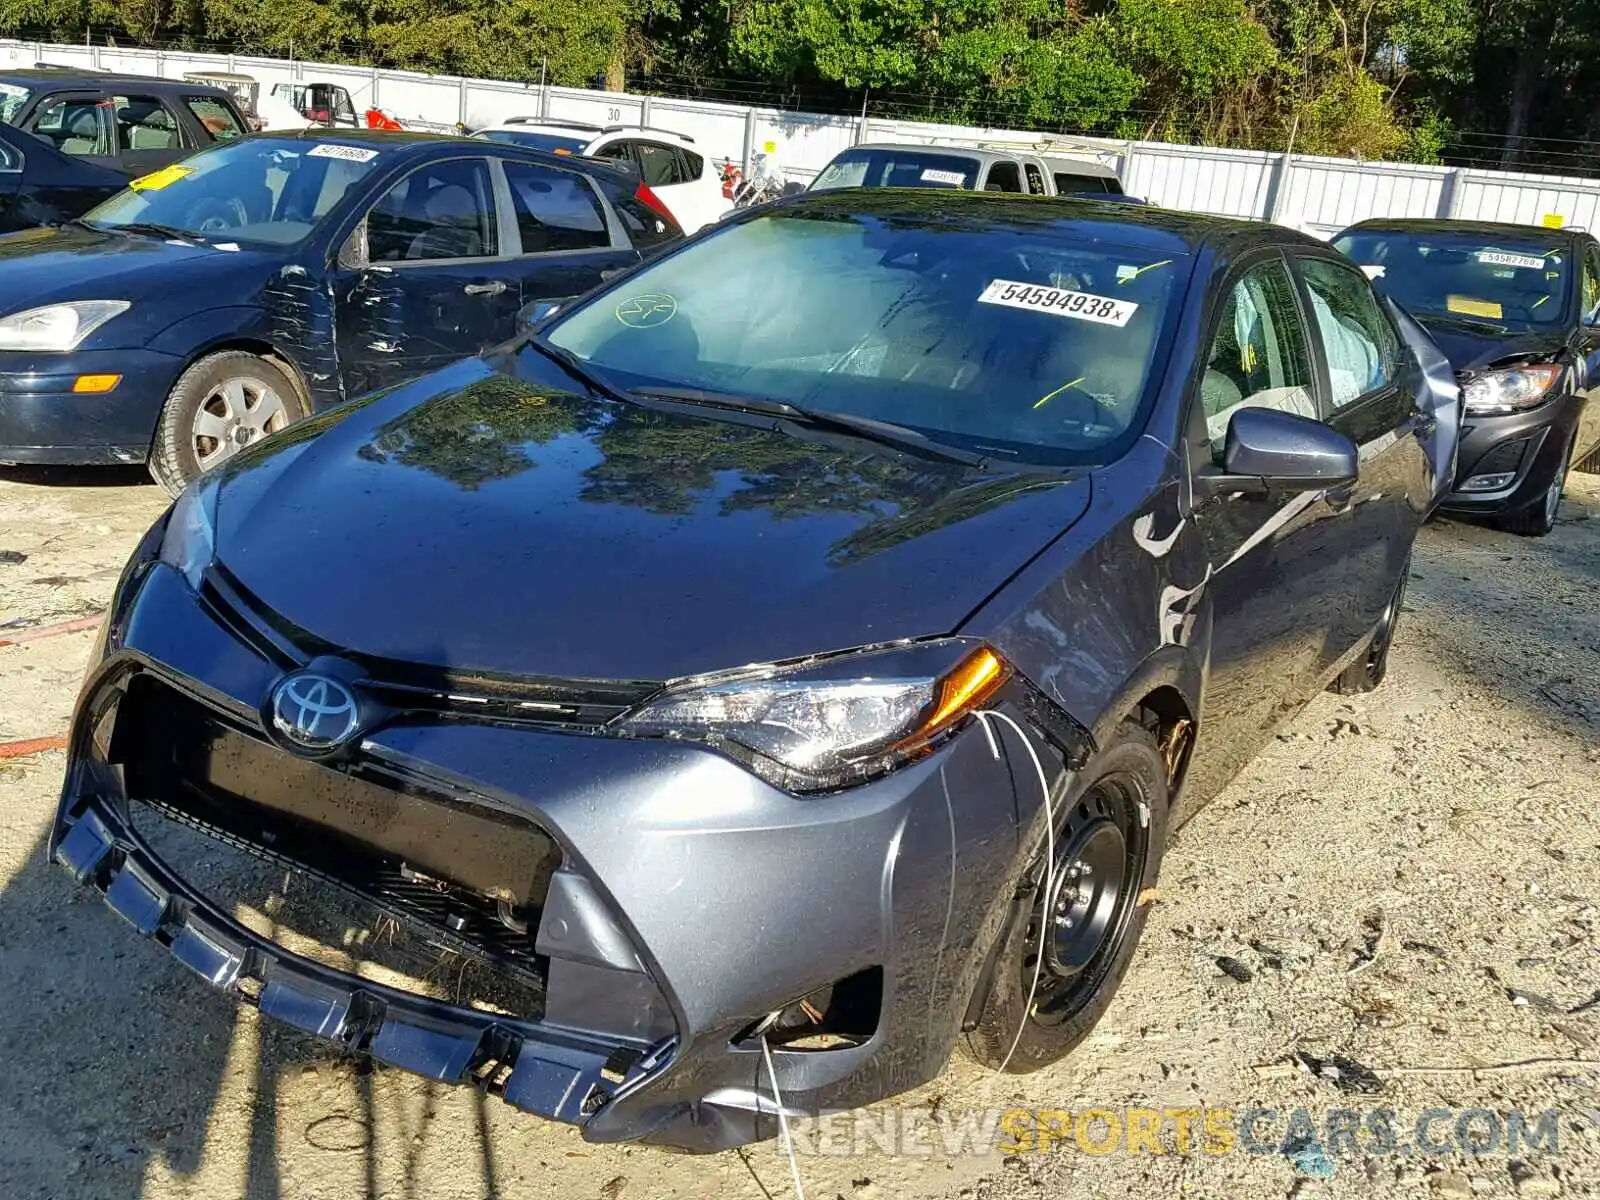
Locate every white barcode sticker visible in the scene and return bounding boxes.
[308,143,379,163]
[920,168,966,186]
[1360,264,1386,279]
[978,279,1138,327]
[1476,250,1545,270]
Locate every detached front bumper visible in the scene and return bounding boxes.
[52,556,1046,1151]
[1438,390,1584,518]
[0,347,182,465]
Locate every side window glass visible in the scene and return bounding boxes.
[1024,162,1047,195]
[365,158,498,263]
[681,148,704,180]
[113,95,182,152]
[1200,260,1316,454]
[608,186,677,249]
[1582,247,1600,324]
[28,98,110,156]
[1300,258,1400,409]
[593,142,633,164]
[985,161,1022,193]
[635,142,684,188]
[503,162,609,253]
[186,96,246,142]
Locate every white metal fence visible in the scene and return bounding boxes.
[7,37,1600,236]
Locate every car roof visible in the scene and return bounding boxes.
[841,142,1118,177]
[1340,217,1586,243]
[0,68,227,93]
[252,127,638,178]
[770,188,1324,256]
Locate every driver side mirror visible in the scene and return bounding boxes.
[1194,407,1358,502]
[517,298,573,336]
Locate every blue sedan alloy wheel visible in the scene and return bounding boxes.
[150,351,303,495]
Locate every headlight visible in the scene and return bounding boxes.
[0,301,130,352]
[1461,364,1561,415]
[157,479,219,591]
[616,641,1011,792]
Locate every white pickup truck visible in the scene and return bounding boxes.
[809,141,1127,198]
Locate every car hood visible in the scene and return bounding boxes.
[215,358,1093,681]
[1410,315,1569,375]
[0,224,273,314]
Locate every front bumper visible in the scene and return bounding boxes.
[1438,390,1584,518]
[0,347,184,465]
[53,557,1049,1151]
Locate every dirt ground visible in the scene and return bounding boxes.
[1,464,1597,1200]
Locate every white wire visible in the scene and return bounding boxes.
[761,1033,807,1200]
[973,709,1058,1075]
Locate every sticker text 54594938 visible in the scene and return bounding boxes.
[978,279,1139,327]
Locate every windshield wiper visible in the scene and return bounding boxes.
[105,221,204,243]
[527,338,644,407]
[633,385,989,467]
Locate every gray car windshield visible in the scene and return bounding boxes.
[0,82,31,125]
[1335,231,1572,327]
[811,149,981,191]
[85,137,382,246]
[544,209,1184,463]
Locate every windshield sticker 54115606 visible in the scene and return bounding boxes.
[978,279,1139,327]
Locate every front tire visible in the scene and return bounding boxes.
[1496,439,1570,538]
[964,720,1168,1073]
[1329,557,1408,695]
[149,352,302,496]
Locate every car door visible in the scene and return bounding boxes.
[1574,241,1600,465]
[108,92,189,174]
[1291,252,1428,673]
[20,92,121,175]
[496,157,640,303]
[0,121,124,232]
[1182,253,1353,802]
[334,155,522,397]
[0,130,20,230]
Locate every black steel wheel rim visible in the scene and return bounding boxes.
[1021,776,1147,1027]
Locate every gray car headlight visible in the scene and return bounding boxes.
[0,301,130,351]
[157,479,219,591]
[615,641,1011,792]
[1461,364,1561,415]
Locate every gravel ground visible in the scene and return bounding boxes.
[1,465,1597,1200]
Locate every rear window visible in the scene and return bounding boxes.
[603,181,679,248]
[186,95,246,141]
[1055,172,1115,195]
[810,149,979,191]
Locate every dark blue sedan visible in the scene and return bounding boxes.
[0,129,681,491]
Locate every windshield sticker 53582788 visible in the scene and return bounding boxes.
[1476,250,1547,270]
[978,279,1139,327]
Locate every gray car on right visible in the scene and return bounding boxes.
[1335,218,1600,535]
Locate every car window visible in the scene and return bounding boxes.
[1335,230,1571,328]
[479,129,589,155]
[366,158,499,263]
[0,82,33,125]
[1200,259,1317,453]
[545,210,1185,465]
[680,147,704,180]
[1055,172,1113,195]
[1582,245,1600,325]
[112,95,183,152]
[186,95,246,142]
[634,141,689,188]
[1023,162,1047,195]
[503,161,609,253]
[26,96,111,156]
[591,142,633,166]
[1299,258,1399,409]
[607,185,678,249]
[87,136,384,247]
[985,161,1023,193]
[809,149,979,191]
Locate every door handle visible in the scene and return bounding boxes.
[463,281,507,296]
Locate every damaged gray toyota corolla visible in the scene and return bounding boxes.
[52,192,1448,1152]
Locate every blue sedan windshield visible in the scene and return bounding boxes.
[85,136,383,246]
[545,209,1184,463]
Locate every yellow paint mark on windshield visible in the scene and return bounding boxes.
[1034,377,1086,409]
[129,164,194,192]
[1531,295,1550,309]
[1447,295,1503,319]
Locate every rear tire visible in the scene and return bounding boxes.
[1329,558,1408,695]
[149,352,303,496]
[1496,440,1570,538]
[963,720,1167,1073]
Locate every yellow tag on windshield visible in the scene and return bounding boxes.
[1447,295,1503,319]
[129,165,194,192]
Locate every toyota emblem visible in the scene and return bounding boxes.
[269,670,362,752]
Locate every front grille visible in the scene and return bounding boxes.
[200,562,660,730]
[112,672,560,991]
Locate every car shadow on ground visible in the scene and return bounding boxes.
[0,465,154,490]
[0,823,507,1200]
